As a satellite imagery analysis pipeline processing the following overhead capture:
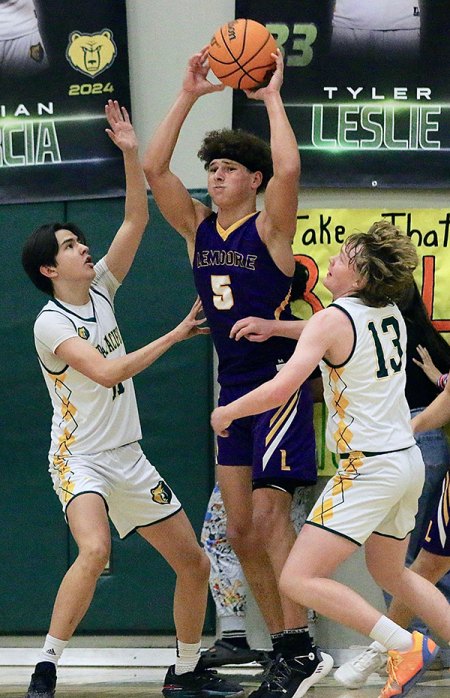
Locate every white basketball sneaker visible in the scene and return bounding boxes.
[334,643,387,689]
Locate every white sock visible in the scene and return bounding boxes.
[175,639,201,675]
[38,634,68,666]
[369,616,413,652]
[369,640,388,653]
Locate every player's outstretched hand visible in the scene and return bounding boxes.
[230,316,274,342]
[211,406,232,437]
[183,46,226,97]
[243,48,283,100]
[172,297,210,342]
[105,99,138,152]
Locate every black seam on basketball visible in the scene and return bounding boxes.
[210,34,274,86]
[211,32,271,66]
[218,22,246,62]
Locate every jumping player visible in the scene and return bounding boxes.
[21,100,243,698]
[200,263,319,669]
[211,221,450,698]
[144,46,331,697]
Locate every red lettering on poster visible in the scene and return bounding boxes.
[421,255,450,333]
[294,254,324,313]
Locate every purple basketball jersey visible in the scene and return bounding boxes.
[193,211,297,387]
[194,211,317,483]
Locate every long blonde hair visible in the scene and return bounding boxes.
[345,220,418,307]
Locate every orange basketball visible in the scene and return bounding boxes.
[208,19,277,90]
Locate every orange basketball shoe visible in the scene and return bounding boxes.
[379,631,440,698]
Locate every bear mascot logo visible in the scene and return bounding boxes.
[66,29,117,78]
[151,480,173,505]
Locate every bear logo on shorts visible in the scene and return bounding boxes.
[151,480,173,505]
[66,29,117,78]
[29,43,45,63]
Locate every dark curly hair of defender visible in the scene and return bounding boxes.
[197,128,273,192]
[345,220,418,308]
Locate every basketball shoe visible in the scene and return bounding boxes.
[248,647,334,698]
[200,638,268,668]
[25,661,57,697]
[379,631,440,698]
[334,643,387,688]
[162,662,245,698]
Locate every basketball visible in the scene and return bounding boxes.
[208,19,277,90]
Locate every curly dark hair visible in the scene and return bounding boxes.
[345,220,418,307]
[197,128,273,191]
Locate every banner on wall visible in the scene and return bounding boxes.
[291,208,450,331]
[0,0,130,204]
[292,208,450,474]
[234,1,450,188]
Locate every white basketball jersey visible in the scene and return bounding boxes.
[34,258,142,460]
[333,0,420,31]
[320,296,415,454]
[0,0,38,41]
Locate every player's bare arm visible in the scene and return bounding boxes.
[55,298,208,388]
[143,47,223,243]
[103,100,149,283]
[230,316,307,342]
[211,308,338,436]
[253,50,300,263]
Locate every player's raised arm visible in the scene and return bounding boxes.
[248,49,300,246]
[103,100,149,282]
[143,47,224,249]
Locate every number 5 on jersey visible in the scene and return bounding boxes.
[211,275,234,310]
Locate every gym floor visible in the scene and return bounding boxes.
[1,664,449,697]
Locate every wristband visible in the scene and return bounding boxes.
[437,373,448,391]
